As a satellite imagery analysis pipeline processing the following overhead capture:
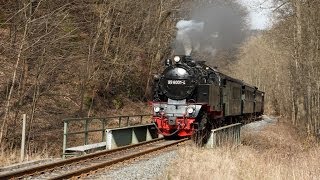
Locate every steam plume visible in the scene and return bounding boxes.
[174,4,247,56]
[176,20,204,56]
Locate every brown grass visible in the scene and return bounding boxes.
[0,144,50,167]
[165,121,320,180]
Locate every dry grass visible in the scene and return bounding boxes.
[0,144,50,167]
[165,121,320,180]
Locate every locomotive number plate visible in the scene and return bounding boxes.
[168,80,186,85]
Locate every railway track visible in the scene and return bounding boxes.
[0,138,189,179]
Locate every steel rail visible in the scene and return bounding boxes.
[49,138,189,180]
[0,137,164,179]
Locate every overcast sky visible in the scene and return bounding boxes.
[240,0,273,29]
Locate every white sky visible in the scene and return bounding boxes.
[240,0,273,29]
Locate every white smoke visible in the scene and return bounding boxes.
[175,20,219,56]
[174,4,247,57]
[175,20,204,56]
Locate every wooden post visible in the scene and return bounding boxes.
[119,117,122,128]
[62,121,68,159]
[84,120,89,145]
[102,119,105,142]
[126,116,129,126]
[20,114,26,162]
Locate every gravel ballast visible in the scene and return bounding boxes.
[92,151,177,180]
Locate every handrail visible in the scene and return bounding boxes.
[62,114,152,158]
[63,114,151,122]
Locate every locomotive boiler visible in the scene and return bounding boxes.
[152,55,264,138]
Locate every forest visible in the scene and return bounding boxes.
[0,0,319,164]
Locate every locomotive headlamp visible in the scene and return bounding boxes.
[174,56,181,63]
[154,106,160,113]
[187,107,194,114]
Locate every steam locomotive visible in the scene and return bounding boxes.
[152,55,264,137]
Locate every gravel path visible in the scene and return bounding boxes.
[242,115,277,132]
[91,151,177,180]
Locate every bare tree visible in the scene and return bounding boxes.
[235,0,320,137]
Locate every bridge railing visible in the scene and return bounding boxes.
[205,123,242,148]
[62,114,152,156]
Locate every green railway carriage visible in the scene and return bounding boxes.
[217,73,264,118]
[193,71,264,118]
[189,76,262,128]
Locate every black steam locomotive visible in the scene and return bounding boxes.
[152,55,264,137]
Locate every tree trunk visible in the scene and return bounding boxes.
[0,18,29,144]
